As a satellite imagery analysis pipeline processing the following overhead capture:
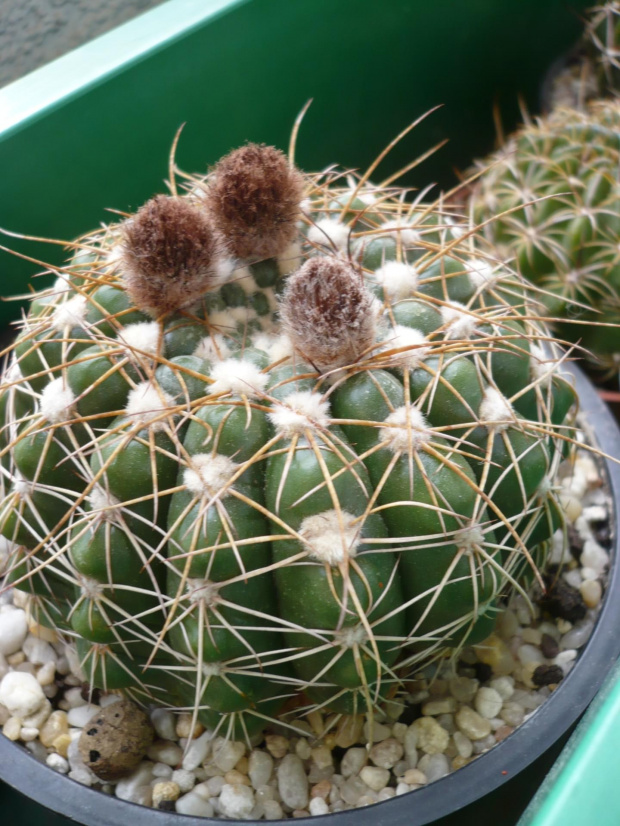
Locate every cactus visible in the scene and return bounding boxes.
[468,99,620,379]
[0,139,576,741]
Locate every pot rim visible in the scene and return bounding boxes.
[0,363,618,826]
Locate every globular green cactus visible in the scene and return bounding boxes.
[469,99,620,379]
[0,140,575,740]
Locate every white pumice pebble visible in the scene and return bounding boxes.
[0,671,46,718]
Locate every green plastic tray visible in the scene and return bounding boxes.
[0,0,589,328]
[518,660,620,826]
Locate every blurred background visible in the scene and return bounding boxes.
[0,0,165,87]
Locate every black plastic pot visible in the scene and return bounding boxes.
[0,363,618,826]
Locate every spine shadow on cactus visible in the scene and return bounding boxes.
[0,130,578,746]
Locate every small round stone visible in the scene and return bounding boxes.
[249,749,274,788]
[474,687,503,719]
[219,783,255,819]
[359,766,390,792]
[0,671,46,718]
[455,706,492,740]
[0,609,28,656]
[152,781,181,808]
[369,738,404,769]
[309,797,330,816]
[78,699,155,781]
[580,579,602,609]
[410,717,450,755]
[341,748,368,778]
[277,754,309,810]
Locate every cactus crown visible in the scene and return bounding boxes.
[0,136,577,745]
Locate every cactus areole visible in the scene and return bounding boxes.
[0,140,577,741]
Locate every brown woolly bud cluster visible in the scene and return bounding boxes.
[205,143,304,261]
[121,194,218,317]
[280,257,377,372]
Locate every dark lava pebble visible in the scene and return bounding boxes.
[532,664,565,687]
[540,633,560,660]
[78,698,154,781]
[538,572,587,622]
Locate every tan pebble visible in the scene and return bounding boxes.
[295,738,312,760]
[40,710,69,748]
[451,755,471,770]
[36,662,57,687]
[411,718,449,755]
[175,713,204,740]
[428,679,448,696]
[422,698,457,716]
[235,756,249,775]
[3,717,21,740]
[152,781,181,807]
[559,493,582,523]
[292,810,309,818]
[473,634,516,676]
[265,735,289,759]
[494,726,514,742]
[322,733,337,751]
[402,769,427,785]
[455,707,492,741]
[26,621,58,644]
[78,698,154,781]
[7,652,25,666]
[519,661,540,690]
[580,579,602,609]
[224,770,251,786]
[335,715,364,748]
[52,733,72,758]
[311,780,331,799]
[311,745,333,770]
[521,628,542,646]
[306,710,324,736]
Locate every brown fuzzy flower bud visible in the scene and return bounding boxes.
[205,143,304,261]
[280,257,377,372]
[120,195,218,317]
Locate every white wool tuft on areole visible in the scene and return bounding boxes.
[277,241,303,275]
[299,509,360,565]
[478,387,513,431]
[441,301,478,340]
[87,486,121,520]
[125,382,174,429]
[40,378,76,424]
[51,295,88,331]
[53,277,71,295]
[380,219,422,247]
[183,453,239,497]
[466,257,496,289]
[234,266,257,295]
[268,391,330,437]
[186,578,220,605]
[375,261,419,300]
[194,334,231,362]
[454,525,486,553]
[307,219,350,251]
[208,309,239,331]
[213,257,237,286]
[384,325,430,370]
[530,344,558,387]
[118,321,161,356]
[208,359,268,398]
[379,405,430,453]
[229,306,257,324]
